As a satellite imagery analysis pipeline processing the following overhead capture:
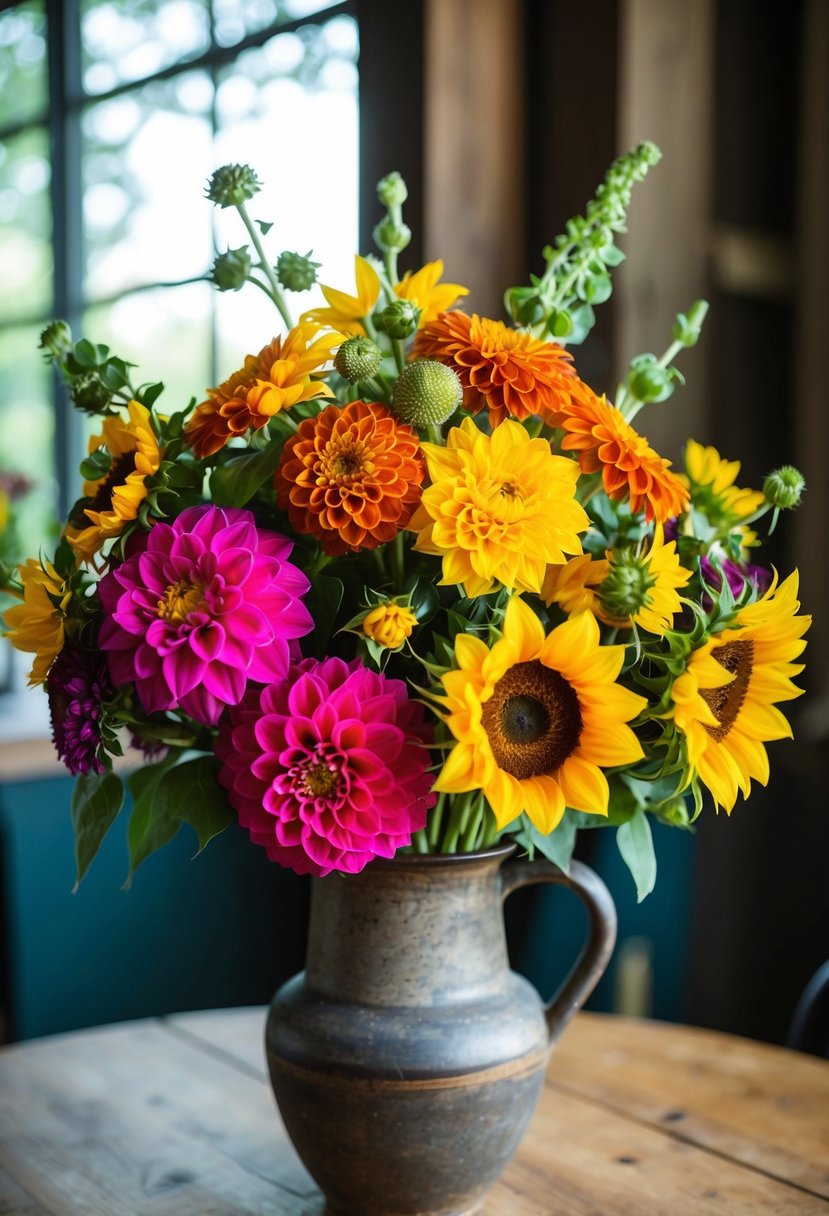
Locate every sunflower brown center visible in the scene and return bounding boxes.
[157,578,205,623]
[701,639,754,742]
[90,450,137,511]
[482,659,582,780]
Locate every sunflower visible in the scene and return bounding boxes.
[394,260,468,326]
[596,524,692,634]
[184,323,339,458]
[411,311,580,427]
[434,596,646,833]
[670,571,809,811]
[65,400,161,562]
[557,384,689,523]
[542,554,611,618]
[683,439,764,528]
[409,417,589,597]
[276,400,425,555]
[3,556,71,685]
[301,255,381,336]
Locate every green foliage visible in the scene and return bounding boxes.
[209,436,285,507]
[72,771,125,890]
[616,809,657,902]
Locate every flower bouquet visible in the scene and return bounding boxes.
[3,141,810,901]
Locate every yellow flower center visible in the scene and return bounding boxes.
[322,437,372,483]
[157,578,205,623]
[482,659,583,779]
[302,760,340,798]
[701,639,754,741]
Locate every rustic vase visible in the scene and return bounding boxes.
[265,844,616,1216]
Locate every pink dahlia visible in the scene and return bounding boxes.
[98,505,312,725]
[216,657,436,876]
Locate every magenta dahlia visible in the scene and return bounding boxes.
[98,505,312,725]
[216,657,436,876]
[47,638,113,776]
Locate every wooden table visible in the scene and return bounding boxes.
[1,1008,827,1214]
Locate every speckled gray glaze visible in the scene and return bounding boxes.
[265,846,616,1216]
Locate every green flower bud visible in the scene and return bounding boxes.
[211,245,252,292]
[636,140,662,168]
[373,218,411,253]
[276,249,321,292]
[334,336,383,383]
[763,466,805,509]
[626,354,675,404]
[377,171,408,208]
[39,319,72,359]
[598,555,653,621]
[71,372,112,415]
[379,299,420,340]
[656,796,690,827]
[391,360,463,428]
[205,163,261,208]
[672,299,709,347]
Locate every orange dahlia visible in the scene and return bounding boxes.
[412,311,580,428]
[184,323,338,458]
[276,400,425,555]
[557,384,689,523]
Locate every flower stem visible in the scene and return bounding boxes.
[236,201,294,331]
[427,791,446,850]
[460,794,485,851]
[411,828,431,854]
[391,338,406,375]
[390,530,405,591]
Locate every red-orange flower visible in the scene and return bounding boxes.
[184,323,338,458]
[558,384,689,523]
[412,311,579,428]
[276,401,425,555]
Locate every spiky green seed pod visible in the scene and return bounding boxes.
[598,557,653,620]
[391,361,463,428]
[39,319,72,360]
[276,250,321,292]
[211,245,252,291]
[380,299,420,340]
[71,372,112,416]
[334,337,383,383]
[205,163,261,208]
[763,466,805,509]
[377,172,408,208]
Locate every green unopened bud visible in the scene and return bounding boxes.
[626,354,675,404]
[763,466,805,509]
[334,336,383,383]
[656,796,690,827]
[377,172,408,208]
[391,361,463,428]
[71,372,112,415]
[373,218,411,253]
[276,249,321,292]
[205,163,261,208]
[211,245,252,291]
[39,319,72,360]
[673,299,709,347]
[636,140,662,168]
[598,555,653,621]
[380,299,420,339]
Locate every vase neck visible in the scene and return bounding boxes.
[304,852,512,1007]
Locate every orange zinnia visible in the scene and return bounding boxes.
[276,401,425,556]
[184,323,338,458]
[557,384,689,523]
[412,311,579,428]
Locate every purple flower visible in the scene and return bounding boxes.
[47,639,112,776]
[700,555,772,609]
[98,505,313,725]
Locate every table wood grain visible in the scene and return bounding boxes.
[0,1008,827,1214]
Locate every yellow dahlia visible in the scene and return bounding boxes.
[412,311,580,428]
[362,601,418,650]
[3,557,71,685]
[184,324,338,458]
[542,554,611,618]
[394,260,468,326]
[670,571,809,811]
[597,524,692,635]
[409,417,589,597]
[65,400,161,562]
[557,384,689,523]
[435,596,646,833]
[683,439,764,527]
[302,255,381,337]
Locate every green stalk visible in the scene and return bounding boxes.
[427,791,447,851]
[236,201,294,330]
[391,337,406,375]
[460,794,485,852]
[441,793,475,853]
[411,828,431,854]
[390,531,405,591]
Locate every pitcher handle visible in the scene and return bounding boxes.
[501,858,617,1047]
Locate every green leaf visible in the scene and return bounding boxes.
[407,577,440,625]
[209,437,284,508]
[73,339,99,368]
[126,756,183,884]
[256,219,273,235]
[306,573,344,658]
[602,244,626,267]
[138,381,165,410]
[72,771,125,889]
[616,809,657,902]
[564,303,596,345]
[520,813,577,873]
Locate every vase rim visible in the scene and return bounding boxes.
[364,843,517,872]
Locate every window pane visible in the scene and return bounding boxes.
[0,1,47,130]
[83,73,214,300]
[81,0,210,96]
[212,0,345,49]
[0,325,57,555]
[0,127,52,325]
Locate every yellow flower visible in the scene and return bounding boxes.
[394,260,468,326]
[302,255,381,337]
[542,554,611,617]
[409,417,589,597]
[670,571,809,811]
[3,557,71,685]
[362,601,418,649]
[597,524,692,635]
[65,400,161,562]
[684,439,764,526]
[434,596,646,834]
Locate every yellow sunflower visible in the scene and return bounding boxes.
[65,400,161,562]
[409,417,589,596]
[394,260,468,326]
[301,255,381,337]
[435,596,646,833]
[597,524,692,635]
[683,439,764,527]
[3,557,71,685]
[670,571,809,811]
[542,554,610,617]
